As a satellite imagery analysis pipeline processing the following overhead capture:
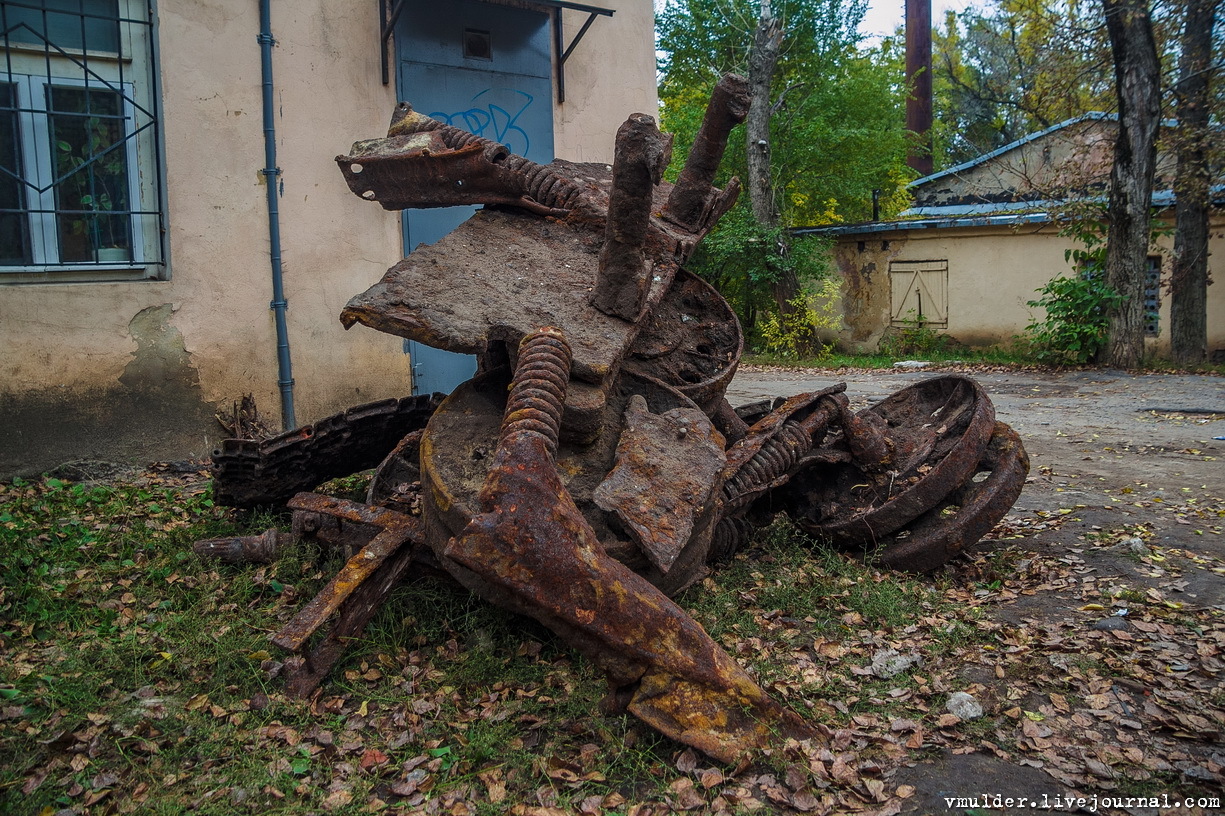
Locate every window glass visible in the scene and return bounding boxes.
[49,84,128,262]
[3,0,120,53]
[0,81,29,264]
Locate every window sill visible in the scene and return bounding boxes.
[0,264,162,285]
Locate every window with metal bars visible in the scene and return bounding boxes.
[0,0,163,280]
[1143,255,1161,337]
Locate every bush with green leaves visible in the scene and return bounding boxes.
[686,206,837,356]
[1024,217,1126,365]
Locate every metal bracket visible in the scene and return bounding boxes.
[379,0,613,101]
[552,4,614,104]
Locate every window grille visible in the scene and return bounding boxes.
[1143,255,1161,337]
[0,0,163,280]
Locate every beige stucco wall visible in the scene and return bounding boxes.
[830,217,1225,358]
[553,0,659,164]
[0,0,659,477]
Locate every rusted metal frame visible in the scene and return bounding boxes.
[444,330,815,762]
[338,107,588,215]
[271,493,424,653]
[284,536,422,697]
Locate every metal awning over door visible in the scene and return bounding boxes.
[378,0,614,101]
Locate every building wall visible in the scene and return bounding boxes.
[830,217,1225,358]
[553,0,659,164]
[0,0,659,478]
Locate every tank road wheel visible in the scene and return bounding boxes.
[784,376,999,555]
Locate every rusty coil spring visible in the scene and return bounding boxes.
[504,156,585,211]
[709,516,755,563]
[419,117,583,211]
[499,328,572,455]
[721,420,813,514]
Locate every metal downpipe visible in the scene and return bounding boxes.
[258,0,296,429]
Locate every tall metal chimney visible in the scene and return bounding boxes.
[905,0,934,176]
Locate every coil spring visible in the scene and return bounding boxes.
[503,155,584,210]
[721,420,812,513]
[499,329,572,455]
[409,117,582,211]
[708,516,754,563]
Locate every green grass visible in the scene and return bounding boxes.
[745,342,1225,374]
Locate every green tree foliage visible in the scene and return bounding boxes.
[930,0,1115,166]
[659,0,910,224]
[657,0,912,348]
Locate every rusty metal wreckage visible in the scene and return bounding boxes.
[201,75,1029,764]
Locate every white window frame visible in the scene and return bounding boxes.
[6,73,145,267]
[0,0,162,282]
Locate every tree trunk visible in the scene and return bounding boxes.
[1169,0,1220,364]
[1101,0,1162,368]
[747,2,800,323]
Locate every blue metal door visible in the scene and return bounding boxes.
[395,0,554,395]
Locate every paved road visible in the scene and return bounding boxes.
[729,365,1225,502]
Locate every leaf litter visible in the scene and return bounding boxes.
[0,459,1222,815]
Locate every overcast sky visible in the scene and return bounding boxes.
[860,0,979,39]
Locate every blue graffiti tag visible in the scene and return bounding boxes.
[430,89,534,157]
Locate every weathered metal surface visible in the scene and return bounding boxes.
[867,422,1030,572]
[593,394,726,574]
[212,394,441,508]
[785,376,997,547]
[624,270,743,415]
[271,493,424,653]
[591,114,673,321]
[201,76,1030,764]
[663,74,750,232]
[192,527,284,564]
[444,331,815,763]
[366,429,423,516]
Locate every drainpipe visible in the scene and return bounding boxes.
[258,0,296,429]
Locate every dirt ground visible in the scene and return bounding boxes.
[729,366,1225,815]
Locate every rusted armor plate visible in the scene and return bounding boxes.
[340,205,658,384]
[593,394,727,575]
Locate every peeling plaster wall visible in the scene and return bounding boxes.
[0,2,404,478]
[552,0,658,164]
[831,218,1225,356]
[0,0,661,479]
